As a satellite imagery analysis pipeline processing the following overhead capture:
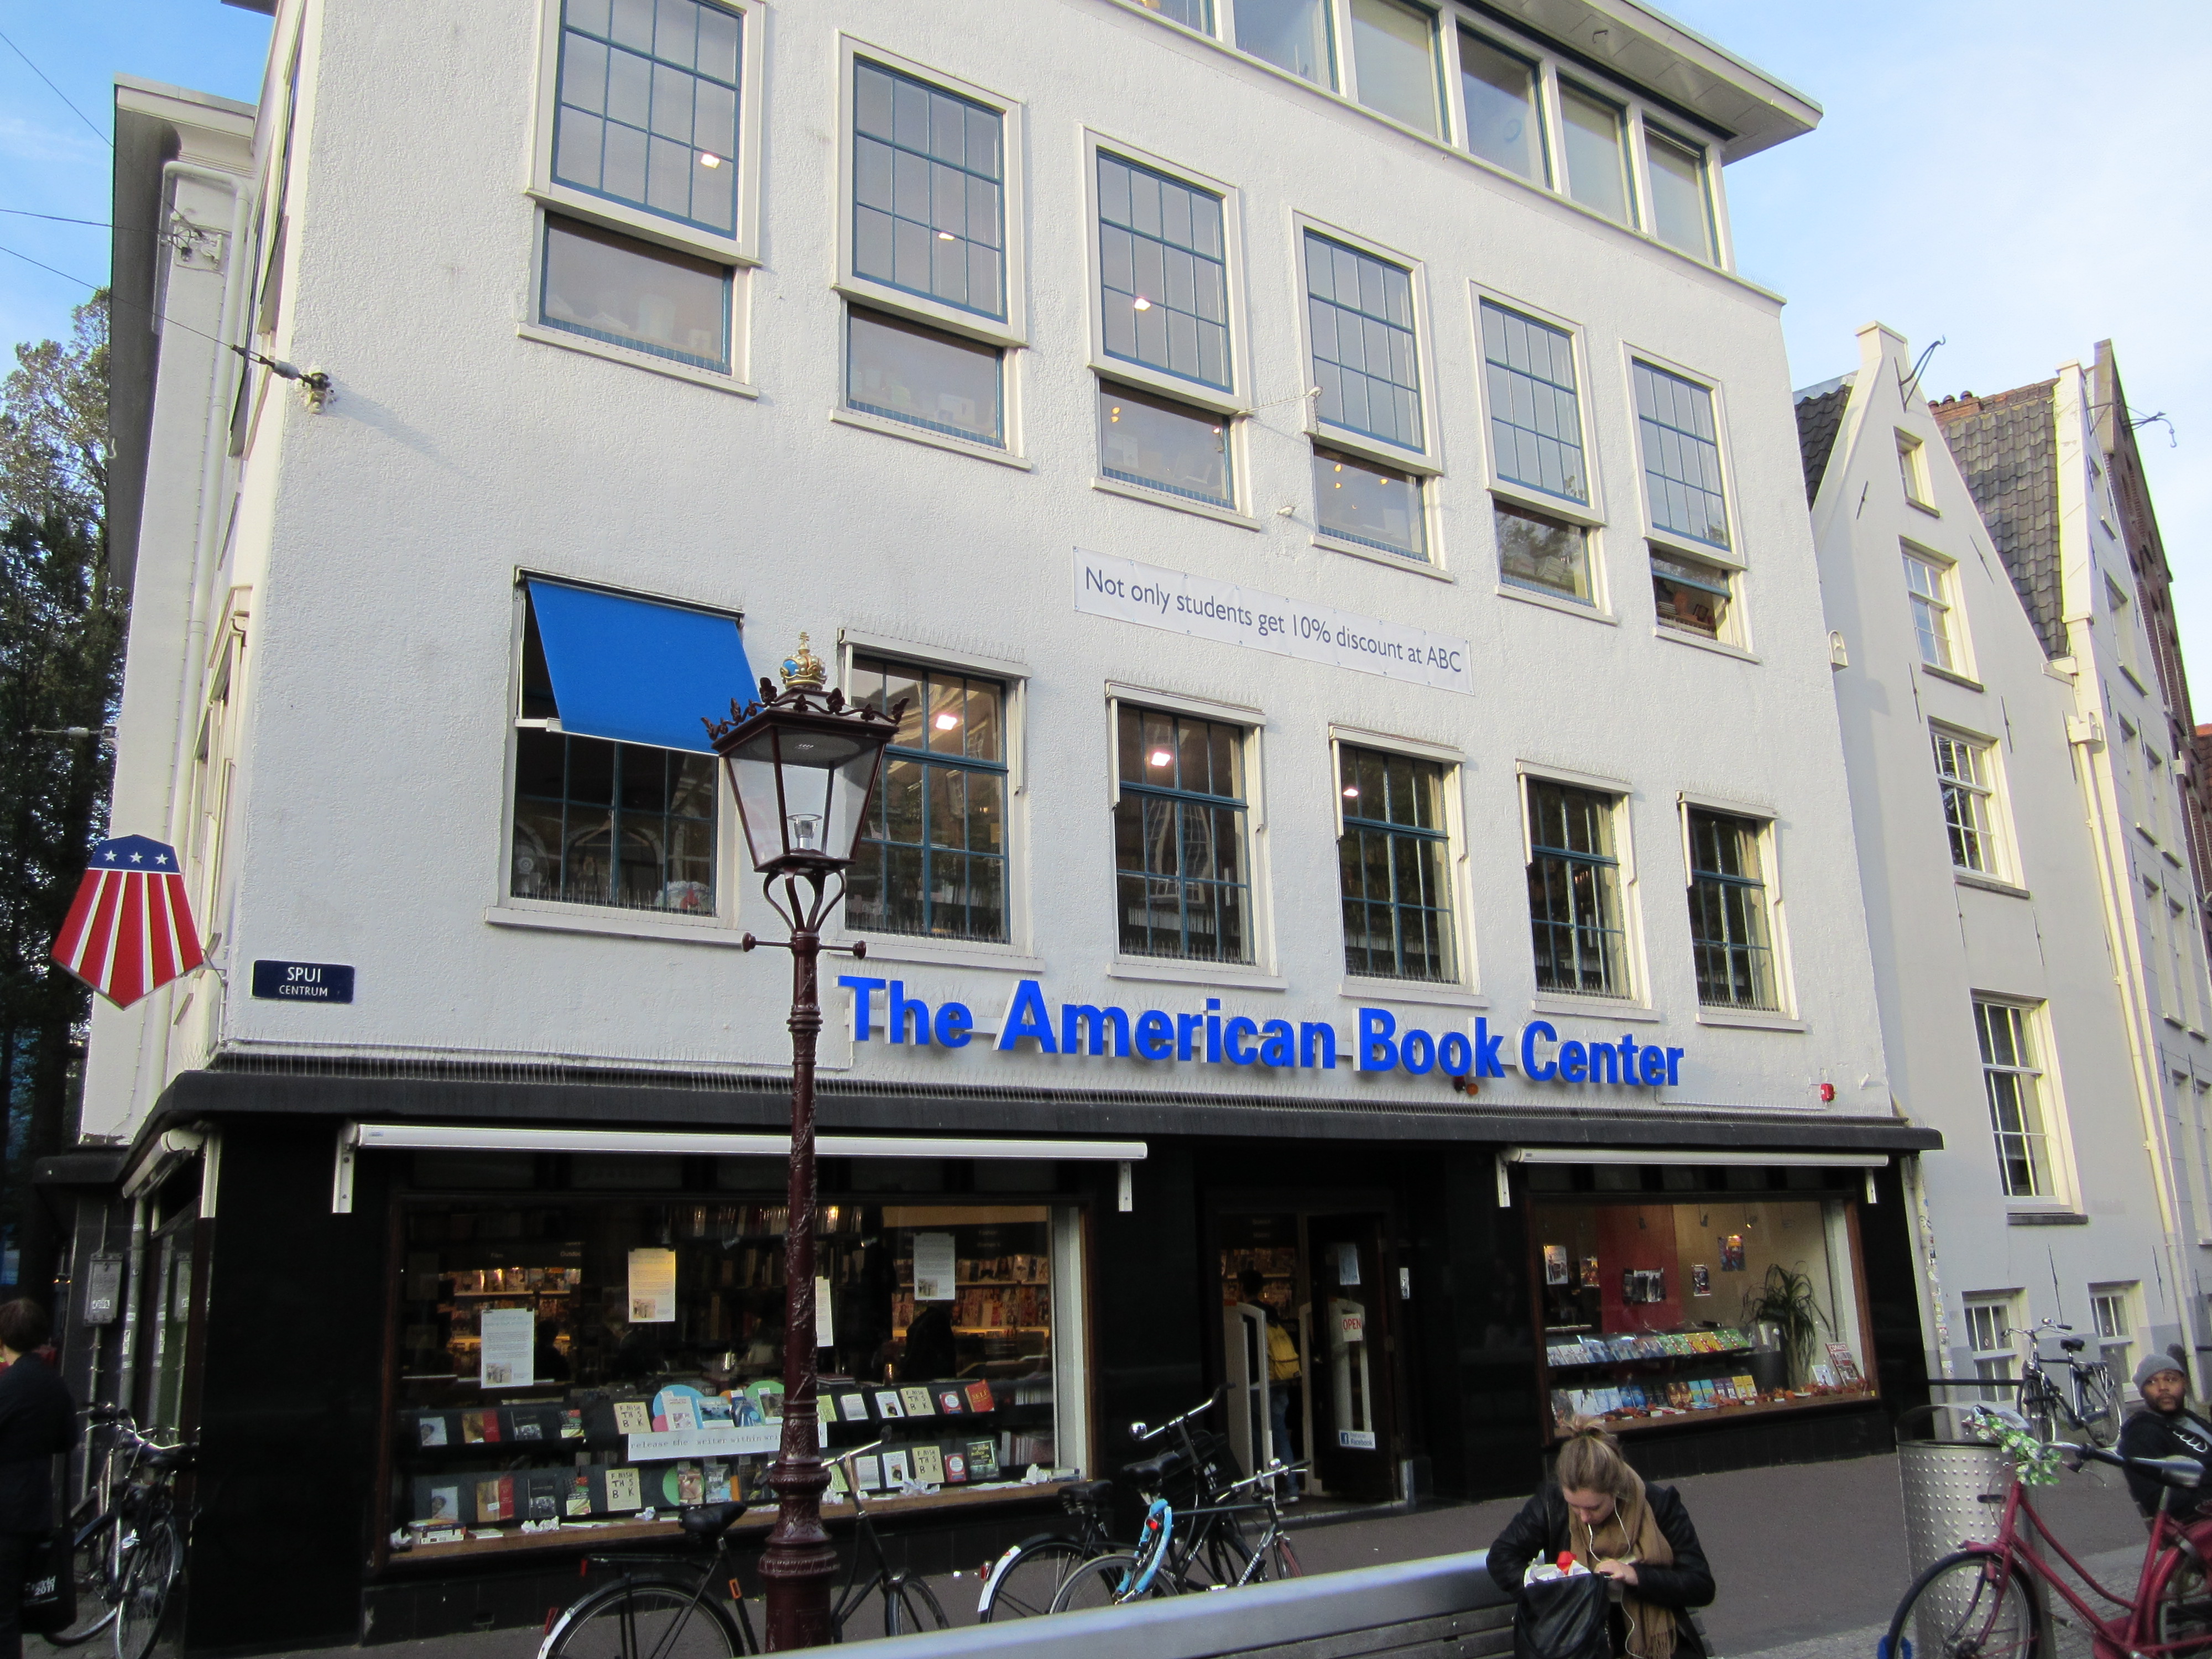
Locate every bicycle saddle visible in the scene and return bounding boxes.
[140,1443,194,1472]
[679,1501,750,1538]
[1120,1449,1189,1487]
[2060,1337,2087,1353]
[1061,1479,1113,1511]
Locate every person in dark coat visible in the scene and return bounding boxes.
[0,1300,78,1659]
[1488,1425,1715,1659]
[2117,1349,2212,1516]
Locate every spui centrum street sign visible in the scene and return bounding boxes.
[251,959,356,1003]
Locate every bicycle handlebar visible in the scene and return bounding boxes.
[2069,1444,2205,1488]
[1130,1387,1227,1445]
[1215,1460,1310,1497]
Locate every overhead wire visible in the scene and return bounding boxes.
[0,24,113,150]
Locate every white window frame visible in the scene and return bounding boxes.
[1637,116,1718,263]
[1901,542,1969,678]
[2090,1281,2140,1388]
[1962,1292,2022,1386]
[1897,429,1934,509]
[1472,284,1605,530]
[1973,995,2072,1208]
[1515,761,1650,1014]
[524,205,754,392]
[1328,724,1475,997]
[834,36,1029,349]
[528,0,768,265]
[1293,213,1443,477]
[1676,793,1797,1024]
[1340,0,1449,144]
[1932,722,2012,883]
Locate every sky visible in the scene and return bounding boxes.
[1,2,2208,672]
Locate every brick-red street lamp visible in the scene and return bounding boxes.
[708,634,898,1651]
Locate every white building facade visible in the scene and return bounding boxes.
[1804,325,2210,1410]
[71,1,1937,1647]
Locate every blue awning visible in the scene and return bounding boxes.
[526,580,755,754]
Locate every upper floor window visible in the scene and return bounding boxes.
[1687,810,1777,1011]
[1903,549,1959,671]
[1098,153,1230,390]
[553,0,743,236]
[1526,779,1628,999]
[1558,83,1632,226]
[846,656,1009,943]
[1632,361,1729,549]
[1974,999,2053,1199]
[1496,503,1592,604]
[1459,30,1543,181]
[852,60,1005,320]
[1315,447,1426,561]
[1933,729,2004,877]
[1234,0,1333,86]
[1481,301,1585,503]
[846,307,1003,447]
[1339,746,1455,982]
[1897,430,1932,506]
[1348,0,1442,137]
[1642,126,1713,260]
[1140,0,1213,25]
[1306,231,1422,452]
[540,215,732,372]
[1115,707,1252,963]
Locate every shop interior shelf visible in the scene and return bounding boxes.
[1545,1346,1753,1372]
[1578,1385,1879,1436]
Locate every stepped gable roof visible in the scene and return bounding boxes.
[1933,380,2064,659]
[1792,376,1854,504]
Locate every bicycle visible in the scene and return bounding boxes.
[1884,1405,2212,1659]
[2013,1320,2120,1449]
[49,1405,195,1659]
[1048,1459,1306,1611]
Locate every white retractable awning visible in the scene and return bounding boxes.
[345,1123,1146,1161]
[1503,1147,1888,1168]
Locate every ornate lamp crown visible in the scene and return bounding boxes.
[781,633,827,691]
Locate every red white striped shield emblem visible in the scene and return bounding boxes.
[49,836,205,1009]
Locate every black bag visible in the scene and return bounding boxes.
[1516,1571,1613,1659]
[19,1529,74,1636]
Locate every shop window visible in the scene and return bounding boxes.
[1337,744,1455,982]
[1114,705,1253,963]
[1525,778,1629,999]
[387,1194,1081,1557]
[1534,1191,1875,1437]
[1687,809,1777,1011]
[845,655,1009,942]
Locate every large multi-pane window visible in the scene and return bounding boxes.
[1459,30,1542,180]
[1115,708,1251,963]
[1642,127,1713,260]
[1348,0,1441,137]
[1933,729,2002,877]
[552,0,743,235]
[1633,362,1729,549]
[540,216,732,371]
[1558,83,1632,225]
[512,600,716,913]
[1903,550,1958,671]
[1102,384,1232,507]
[1315,448,1425,560]
[1097,153,1230,390]
[1481,301,1585,503]
[1687,810,1776,1011]
[1338,747,1455,982]
[1526,780,1628,998]
[851,60,1005,320]
[1975,999,2053,1199]
[846,657,1008,943]
[1305,232,1423,452]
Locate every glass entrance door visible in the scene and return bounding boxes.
[1306,1214,1396,1500]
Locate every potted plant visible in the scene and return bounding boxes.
[1743,1264,1829,1392]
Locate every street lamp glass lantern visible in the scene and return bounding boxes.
[717,707,893,875]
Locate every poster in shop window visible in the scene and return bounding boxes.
[478,1306,536,1388]
[629,1247,677,1322]
[914,1232,957,1301]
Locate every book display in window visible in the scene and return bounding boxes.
[387,1197,1068,1555]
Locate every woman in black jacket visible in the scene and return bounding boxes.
[1487,1426,1715,1659]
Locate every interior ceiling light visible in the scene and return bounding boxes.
[933,711,960,731]
[1132,296,1152,311]
[697,151,723,168]
[1149,749,1172,767]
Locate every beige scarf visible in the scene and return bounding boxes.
[1569,1470,1678,1659]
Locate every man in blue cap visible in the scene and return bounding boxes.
[2117,1348,2212,1515]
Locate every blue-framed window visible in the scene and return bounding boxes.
[1115,707,1252,963]
[1101,383,1233,507]
[1687,809,1776,1010]
[1098,153,1230,390]
[1634,360,1730,548]
[852,59,1005,320]
[512,596,717,913]
[846,656,1009,943]
[540,215,732,371]
[1314,447,1425,560]
[1305,231,1423,452]
[552,0,742,236]
[1481,301,1585,503]
[846,307,1004,447]
[1525,779,1627,998]
[1339,746,1455,982]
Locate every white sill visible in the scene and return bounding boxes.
[1312,535,1453,581]
[1694,1006,1807,1032]
[1954,871,2032,900]
[484,903,748,948]
[1646,528,1744,570]
[1091,475,1260,530]
[1529,994,1662,1024]
[1340,978,1488,1010]
[515,322,758,398]
[1920,664,1985,692]
[1906,497,1942,519]
[1653,625,1760,665]
[2165,847,2185,869]
[830,406,1032,469]
[2164,1014,2190,1030]
[1108,957,1288,992]
[834,935,1045,974]
[1496,582,1615,625]
[1488,481,1605,531]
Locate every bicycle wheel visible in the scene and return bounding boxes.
[2074,1367,2120,1449]
[2155,1549,2212,1657]
[1244,1532,1303,1584]
[112,1520,181,1659]
[1886,1550,2041,1659]
[979,1538,1093,1621]
[1050,1552,1171,1613]
[543,1579,746,1659]
[883,1575,948,1637]
[2019,1375,2059,1446]
[50,1516,124,1647]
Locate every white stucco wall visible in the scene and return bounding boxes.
[92,0,1899,1149]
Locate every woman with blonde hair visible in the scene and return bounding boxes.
[1486,1423,1715,1659]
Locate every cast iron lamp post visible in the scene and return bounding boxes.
[708,635,899,1651]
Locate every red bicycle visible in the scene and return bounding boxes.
[1886,1407,2212,1659]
